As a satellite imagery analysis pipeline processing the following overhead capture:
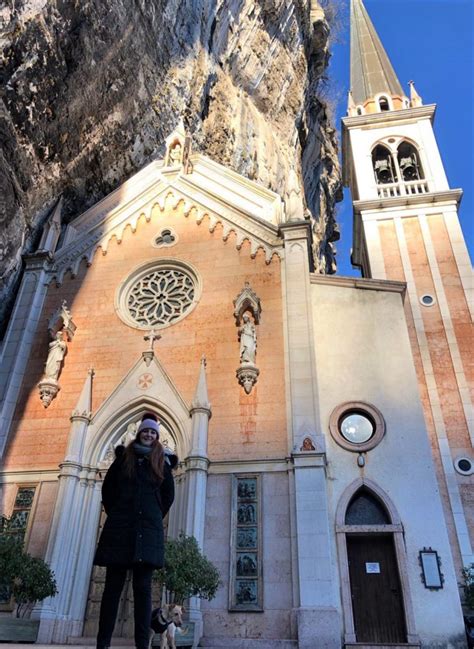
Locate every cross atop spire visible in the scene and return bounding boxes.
[350,0,405,110]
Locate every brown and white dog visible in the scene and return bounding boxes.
[150,603,184,649]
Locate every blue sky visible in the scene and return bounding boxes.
[327,0,473,276]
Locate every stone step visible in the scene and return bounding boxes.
[199,639,297,649]
[3,646,103,649]
[68,639,132,646]
[344,645,420,649]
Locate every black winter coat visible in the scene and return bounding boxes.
[94,445,177,568]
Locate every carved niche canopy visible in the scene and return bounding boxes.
[233,282,262,326]
[48,300,76,341]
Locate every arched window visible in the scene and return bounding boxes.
[345,489,391,525]
[378,96,390,111]
[356,105,364,116]
[372,145,395,184]
[397,141,424,181]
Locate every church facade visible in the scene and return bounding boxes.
[0,2,471,648]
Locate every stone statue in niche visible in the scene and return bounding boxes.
[38,328,68,408]
[44,331,67,380]
[164,122,192,172]
[239,314,257,364]
[234,283,262,395]
[169,142,182,166]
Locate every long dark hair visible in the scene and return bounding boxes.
[122,436,165,481]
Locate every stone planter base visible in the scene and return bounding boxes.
[0,618,40,642]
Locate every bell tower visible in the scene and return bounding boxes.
[342,0,473,571]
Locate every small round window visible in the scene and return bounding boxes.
[115,259,201,330]
[420,294,436,307]
[329,402,385,452]
[340,412,374,444]
[454,457,473,476]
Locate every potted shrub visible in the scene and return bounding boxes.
[0,523,57,642]
[154,534,220,647]
[462,564,474,648]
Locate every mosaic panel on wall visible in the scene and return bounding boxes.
[229,475,263,611]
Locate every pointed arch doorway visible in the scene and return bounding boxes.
[83,412,179,640]
[336,479,419,646]
[83,404,181,639]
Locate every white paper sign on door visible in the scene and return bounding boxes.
[365,562,381,573]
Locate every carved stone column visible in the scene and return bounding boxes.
[35,369,99,643]
[183,358,211,646]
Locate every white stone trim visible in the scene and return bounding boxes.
[310,274,406,295]
[48,154,286,285]
[442,206,474,321]
[356,190,462,220]
[0,255,52,456]
[393,216,473,565]
[362,219,387,279]
[418,213,474,446]
[279,223,341,638]
[208,458,291,474]
[0,469,59,484]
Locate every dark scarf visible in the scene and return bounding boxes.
[133,442,153,456]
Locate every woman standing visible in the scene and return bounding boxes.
[94,414,177,649]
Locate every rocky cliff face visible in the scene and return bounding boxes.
[0,0,341,329]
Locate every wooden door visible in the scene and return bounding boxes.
[347,534,407,643]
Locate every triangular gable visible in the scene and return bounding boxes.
[84,353,192,466]
[50,153,285,284]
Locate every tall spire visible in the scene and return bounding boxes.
[350,0,404,107]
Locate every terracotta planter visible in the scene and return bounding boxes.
[0,617,40,642]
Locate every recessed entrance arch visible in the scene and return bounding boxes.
[336,478,419,645]
[83,402,186,640]
[35,353,210,645]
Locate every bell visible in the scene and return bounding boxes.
[399,155,418,181]
[374,158,392,184]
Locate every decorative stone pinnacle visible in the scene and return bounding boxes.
[191,355,211,413]
[70,366,94,420]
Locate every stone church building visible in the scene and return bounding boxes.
[0,1,471,647]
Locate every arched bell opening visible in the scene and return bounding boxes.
[397,141,424,182]
[336,479,419,645]
[372,145,396,185]
[378,96,390,112]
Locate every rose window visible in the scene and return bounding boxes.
[116,260,201,330]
